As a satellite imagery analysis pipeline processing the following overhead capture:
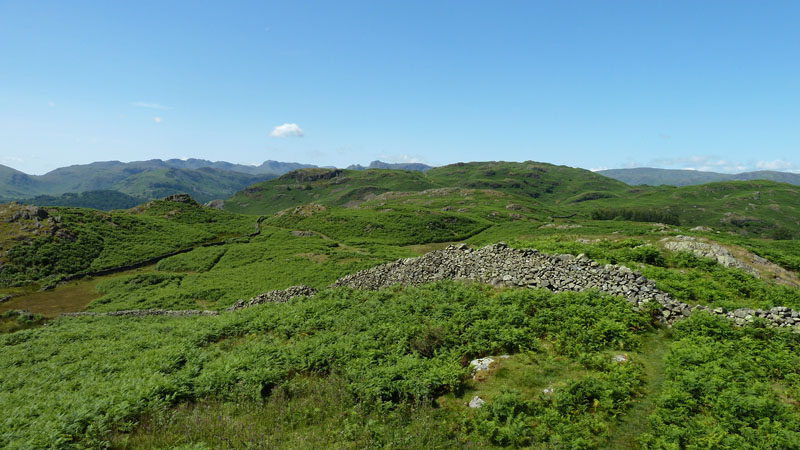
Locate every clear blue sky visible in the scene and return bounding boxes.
[1,0,799,175]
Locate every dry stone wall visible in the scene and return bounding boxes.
[331,243,800,331]
[228,285,318,311]
[58,244,800,331]
[62,309,219,318]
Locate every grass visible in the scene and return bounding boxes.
[0,196,255,286]
[0,283,656,449]
[3,161,800,449]
[605,329,672,449]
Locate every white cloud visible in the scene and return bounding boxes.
[154,117,163,123]
[270,123,304,138]
[379,154,427,164]
[133,101,173,110]
[1,156,24,164]
[647,155,748,173]
[589,166,610,172]
[48,101,55,107]
[755,159,796,171]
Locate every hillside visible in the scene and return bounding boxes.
[110,167,270,203]
[226,161,630,215]
[599,167,800,187]
[19,190,144,211]
[0,158,314,202]
[0,194,254,286]
[225,168,440,214]
[2,161,800,449]
[579,180,800,238]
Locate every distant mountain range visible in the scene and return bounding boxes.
[597,167,800,187]
[346,160,433,171]
[0,159,433,208]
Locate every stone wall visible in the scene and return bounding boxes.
[331,243,800,331]
[62,309,219,318]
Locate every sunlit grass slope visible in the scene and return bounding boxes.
[0,196,254,286]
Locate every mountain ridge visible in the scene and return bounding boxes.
[599,167,800,186]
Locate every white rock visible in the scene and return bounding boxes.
[469,357,494,375]
[469,396,486,408]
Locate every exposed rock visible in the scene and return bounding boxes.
[204,199,225,210]
[662,235,758,275]
[279,168,343,183]
[543,386,555,396]
[5,205,49,222]
[291,230,315,237]
[690,226,714,232]
[469,357,495,378]
[163,193,196,204]
[227,285,318,311]
[276,203,327,217]
[613,354,629,363]
[539,223,582,230]
[468,396,486,408]
[0,294,11,304]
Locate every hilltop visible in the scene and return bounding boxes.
[225,161,629,215]
[599,167,800,187]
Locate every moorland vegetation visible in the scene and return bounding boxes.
[1,161,799,449]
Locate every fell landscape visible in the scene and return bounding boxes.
[2,1,799,449]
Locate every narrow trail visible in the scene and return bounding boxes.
[605,329,672,449]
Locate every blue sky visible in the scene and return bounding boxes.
[1,1,799,175]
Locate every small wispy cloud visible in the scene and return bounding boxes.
[647,155,748,173]
[154,117,163,124]
[270,123,304,138]
[755,159,796,171]
[379,154,427,164]
[133,101,173,110]
[1,156,24,164]
[48,101,55,107]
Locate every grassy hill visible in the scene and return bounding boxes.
[0,195,254,287]
[225,161,630,215]
[599,167,800,187]
[2,160,800,449]
[580,180,800,238]
[225,168,440,214]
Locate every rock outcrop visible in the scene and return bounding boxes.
[662,235,758,275]
[204,199,225,210]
